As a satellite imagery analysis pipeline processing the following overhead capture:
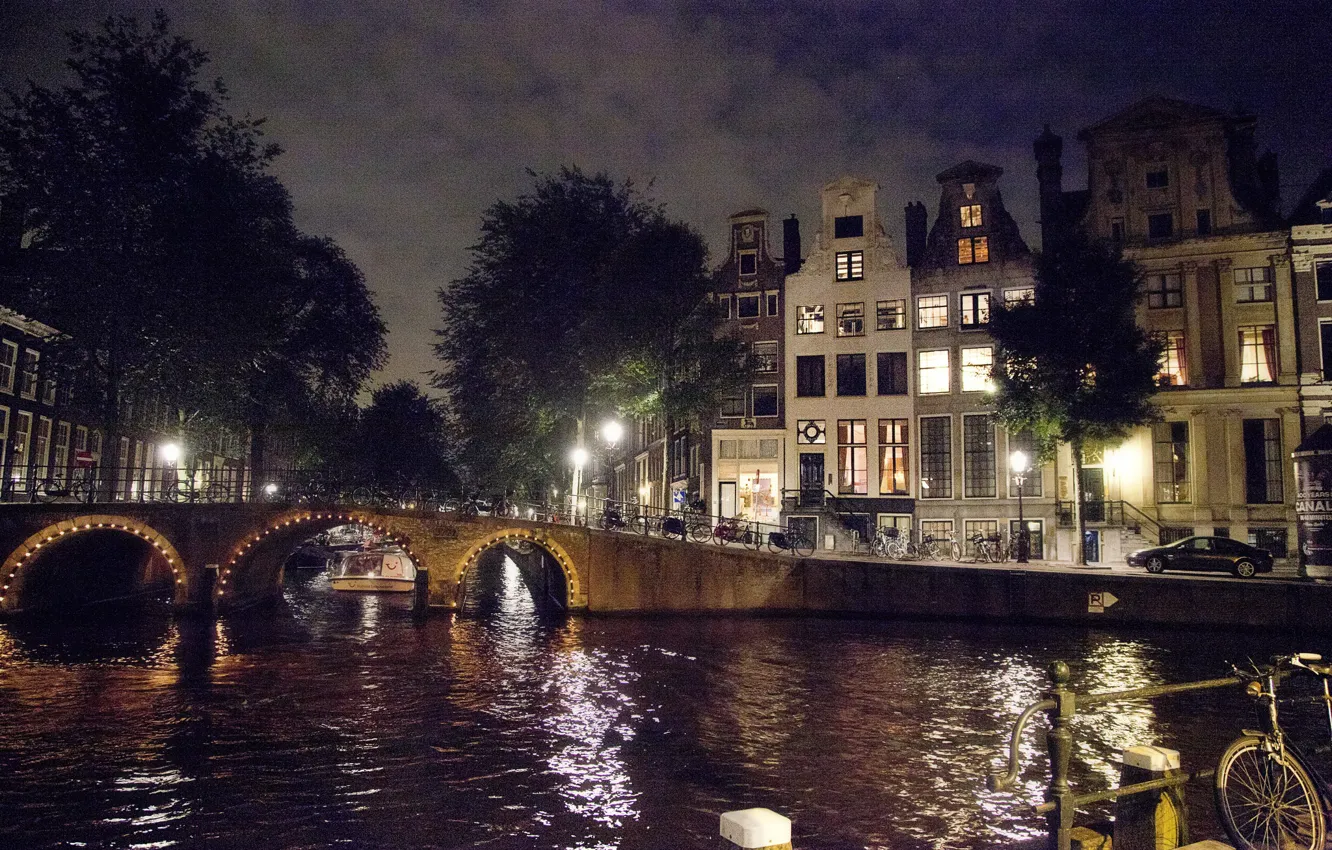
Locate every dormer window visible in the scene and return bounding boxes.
[834,215,863,239]
[1146,168,1169,189]
[957,236,989,265]
[960,205,982,228]
[835,251,864,281]
[738,250,757,277]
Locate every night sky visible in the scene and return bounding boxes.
[4,1,1330,390]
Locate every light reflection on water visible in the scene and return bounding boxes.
[0,554,1313,850]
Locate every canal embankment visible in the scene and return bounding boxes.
[584,535,1332,633]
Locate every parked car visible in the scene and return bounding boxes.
[1126,536,1273,578]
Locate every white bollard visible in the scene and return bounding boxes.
[720,808,792,850]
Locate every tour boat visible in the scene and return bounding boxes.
[329,550,417,592]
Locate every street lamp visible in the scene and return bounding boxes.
[160,443,182,464]
[601,420,623,447]
[1010,449,1030,563]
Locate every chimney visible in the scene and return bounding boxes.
[782,215,801,274]
[1034,124,1064,248]
[904,201,928,267]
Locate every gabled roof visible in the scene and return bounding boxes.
[1078,96,1233,140]
[935,160,1003,184]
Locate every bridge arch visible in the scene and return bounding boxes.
[0,515,187,613]
[453,527,579,608]
[218,509,427,607]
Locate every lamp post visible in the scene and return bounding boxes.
[1011,449,1030,563]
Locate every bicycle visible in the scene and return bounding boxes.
[870,526,898,558]
[1214,652,1332,850]
[712,516,751,547]
[969,533,1004,563]
[35,470,97,504]
[766,525,815,557]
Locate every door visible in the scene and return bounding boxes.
[719,481,737,519]
[799,453,825,507]
[1081,468,1106,523]
[1083,529,1100,563]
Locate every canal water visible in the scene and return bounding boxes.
[0,551,1321,849]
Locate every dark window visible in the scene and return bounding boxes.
[765,292,779,316]
[1110,218,1124,242]
[1160,526,1192,545]
[836,353,866,396]
[876,352,908,395]
[963,414,996,498]
[795,356,825,397]
[737,294,760,318]
[739,252,757,276]
[720,393,745,418]
[718,295,732,320]
[919,416,952,499]
[1146,169,1169,189]
[1196,209,1211,235]
[1321,322,1332,380]
[1317,262,1332,301]
[753,385,779,417]
[1243,418,1283,504]
[834,215,864,239]
[751,340,778,373]
[1147,274,1183,308]
[1147,213,1174,239]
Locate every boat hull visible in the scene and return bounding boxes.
[330,577,415,593]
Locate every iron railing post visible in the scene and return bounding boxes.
[1045,660,1076,850]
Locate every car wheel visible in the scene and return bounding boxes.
[1234,559,1257,578]
[1145,556,1165,574]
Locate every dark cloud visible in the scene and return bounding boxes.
[3,0,1328,389]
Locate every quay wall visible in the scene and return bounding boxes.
[584,535,1332,633]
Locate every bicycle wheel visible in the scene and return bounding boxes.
[871,537,888,558]
[744,526,763,551]
[792,533,814,557]
[687,517,710,543]
[1215,735,1326,850]
[951,540,963,561]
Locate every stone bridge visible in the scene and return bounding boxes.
[0,502,801,616]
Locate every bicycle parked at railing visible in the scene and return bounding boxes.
[1214,652,1332,850]
[35,469,97,504]
[599,503,630,531]
[870,526,898,558]
[766,525,814,557]
[712,516,758,548]
[969,533,1006,563]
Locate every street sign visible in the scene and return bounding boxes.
[73,450,95,468]
[1088,591,1120,613]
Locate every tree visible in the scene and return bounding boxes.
[435,168,744,491]
[988,233,1162,564]
[0,13,385,489]
[359,380,456,487]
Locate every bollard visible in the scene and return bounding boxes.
[720,808,791,850]
[1113,745,1187,850]
[412,566,429,621]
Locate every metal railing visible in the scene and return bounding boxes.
[1055,499,1161,543]
[988,660,1244,850]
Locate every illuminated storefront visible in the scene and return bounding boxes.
[712,431,785,525]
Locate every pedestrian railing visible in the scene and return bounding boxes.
[988,660,1244,850]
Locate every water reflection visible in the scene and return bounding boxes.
[0,562,1307,850]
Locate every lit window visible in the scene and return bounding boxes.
[1146,273,1182,308]
[957,236,989,264]
[1003,287,1034,307]
[1239,325,1276,383]
[737,294,760,318]
[837,419,868,495]
[961,346,994,392]
[836,251,864,281]
[751,340,778,373]
[876,299,905,330]
[1153,421,1191,503]
[797,419,826,445]
[959,292,990,328]
[917,350,950,394]
[836,302,865,337]
[1156,330,1187,387]
[878,419,909,496]
[960,204,982,228]
[917,295,948,329]
[1234,267,1273,303]
[796,305,824,334]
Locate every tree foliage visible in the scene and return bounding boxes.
[0,12,385,479]
[435,168,744,490]
[358,380,456,487]
[989,232,1162,562]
